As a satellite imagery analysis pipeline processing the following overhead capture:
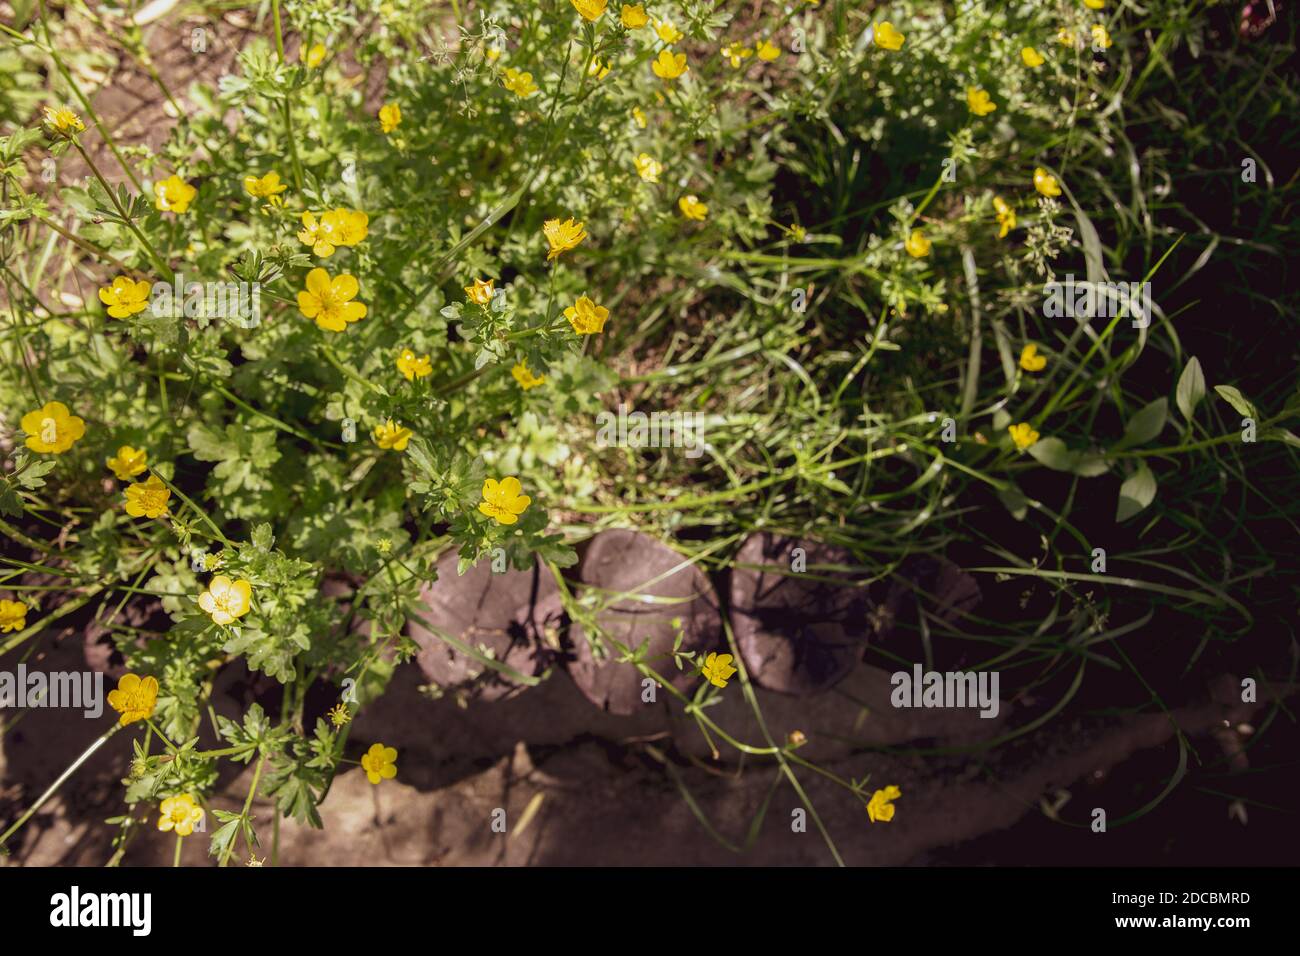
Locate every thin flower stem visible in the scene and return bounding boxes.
[71,142,173,280]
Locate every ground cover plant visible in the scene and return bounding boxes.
[0,0,1297,867]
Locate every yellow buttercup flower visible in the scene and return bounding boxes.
[1057,27,1076,46]
[632,106,648,129]
[1019,343,1047,372]
[874,21,905,51]
[993,195,1016,238]
[43,104,85,134]
[329,208,369,246]
[1021,46,1045,68]
[966,87,997,116]
[99,275,152,318]
[503,68,539,98]
[157,795,204,837]
[571,0,607,20]
[543,217,587,260]
[379,102,402,133]
[654,19,683,43]
[722,43,753,69]
[588,58,612,80]
[1084,0,1106,9]
[478,477,531,525]
[678,194,708,221]
[634,153,663,183]
[21,401,85,455]
[298,211,340,257]
[303,43,327,67]
[904,228,931,258]
[1091,24,1112,50]
[511,361,545,390]
[107,673,159,726]
[866,785,901,823]
[756,39,781,61]
[243,171,287,199]
[198,575,253,626]
[1009,422,1040,451]
[1033,166,1062,197]
[396,348,432,381]
[373,420,412,452]
[701,652,738,688]
[297,268,367,332]
[652,48,688,80]
[361,743,398,784]
[620,4,648,28]
[564,294,610,335]
[0,599,28,633]
[153,174,196,214]
[465,277,495,305]
[124,473,171,519]
[107,446,148,481]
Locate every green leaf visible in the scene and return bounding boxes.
[1214,385,1257,420]
[1116,463,1157,522]
[996,483,1028,521]
[1261,428,1300,449]
[1175,357,1206,423]
[1028,437,1077,472]
[1115,398,1167,450]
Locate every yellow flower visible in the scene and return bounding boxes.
[634,153,663,183]
[304,43,327,67]
[373,420,412,452]
[966,87,997,116]
[327,703,351,728]
[993,195,1016,238]
[543,217,587,260]
[511,361,546,390]
[330,208,369,246]
[701,652,738,688]
[1084,0,1106,9]
[0,599,28,633]
[756,39,781,61]
[379,102,402,133]
[1091,24,1112,50]
[904,228,931,258]
[478,476,531,525]
[1020,343,1047,372]
[198,575,253,626]
[874,21,906,51]
[298,268,367,332]
[652,48,689,80]
[297,211,339,257]
[124,473,171,519]
[361,743,398,784]
[588,58,612,80]
[571,0,607,20]
[564,294,610,335]
[787,223,807,242]
[242,171,287,199]
[678,194,708,221]
[1033,166,1062,197]
[620,4,648,28]
[1021,46,1045,68]
[722,43,753,69]
[107,446,148,481]
[654,19,683,43]
[157,795,204,837]
[396,348,432,381]
[1009,422,1040,451]
[153,174,196,214]
[21,401,85,454]
[866,785,901,823]
[503,67,539,98]
[43,105,85,134]
[107,673,159,726]
[632,106,648,129]
[1057,27,1076,46]
[98,275,152,318]
[465,277,495,305]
